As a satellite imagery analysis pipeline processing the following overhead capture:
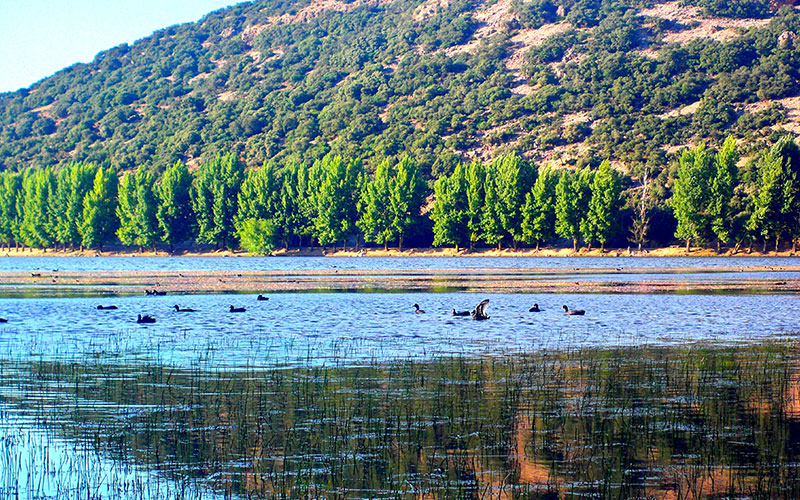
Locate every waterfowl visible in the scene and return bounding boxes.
[173,305,196,312]
[562,305,585,316]
[137,314,156,324]
[153,290,167,296]
[451,308,470,316]
[257,294,269,301]
[529,303,540,312]
[0,318,7,323]
[229,305,246,313]
[413,303,425,314]
[471,299,490,320]
[97,305,118,310]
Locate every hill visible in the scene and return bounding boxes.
[1,0,800,178]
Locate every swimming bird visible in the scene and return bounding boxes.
[413,303,425,314]
[562,305,585,316]
[173,305,196,312]
[471,299,490,320]
[97,305,118,310]
[257,294,269,301]
[137,314,156,324]
[529,303,540,312]
[451,308,470,316]
[0,318,7,323]
[229,305,246,313]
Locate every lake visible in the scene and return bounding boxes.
[1,257,799,499]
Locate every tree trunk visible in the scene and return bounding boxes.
[775,236,780,253]
[716,239,721,254]
[384,241,388,251]
[685,239,690,252]
[586,241,592,251]
[637,242,642,252]
[762,239,767,253]
[497,242,501,251]
[455,243,459,252]
[398,236,403,252]
[572,237,578,251]
[600,242,605,252]
[535,241,540,251]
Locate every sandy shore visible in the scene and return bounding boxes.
[1,266,798,297]
[1,245,798,258]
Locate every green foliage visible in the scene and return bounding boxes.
[521,165,557,248]
[116,167,158,249]
[430,162,469,248]
[584,160,623,250]
[157,161,194,248]
[52,162,98,248]
[20,168,56,248]
[80,167,118,249]
[192,153,245,248]
[238,217,277,255]
[709,136,739,247]
[492,153,535,248]
[313,154,362,247]
[0,172,22,246]
[671,144,714,248]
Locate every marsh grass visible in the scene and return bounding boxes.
[2,341,800,499]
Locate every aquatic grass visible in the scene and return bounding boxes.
[2,341,800,498]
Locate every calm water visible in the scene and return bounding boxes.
[2,255,800,272]
[0,292,798,368]
[2,258,800,499]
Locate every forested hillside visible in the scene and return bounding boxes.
[2,0,800,174]
[2,0,800,253]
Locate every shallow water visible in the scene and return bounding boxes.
[3,254,800,272]
[0,292,798,368]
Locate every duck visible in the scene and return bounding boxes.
[229,305,246,313]
[529,303,540,312]
[97,305,118,310]
[0,317,7,323]
[137,314,156,324]
[451,308,470,316]
[413,303,425,314]
[562,305,585,316]
[471,299,490,320]
[173,305,196,312]
[257,294,269,301]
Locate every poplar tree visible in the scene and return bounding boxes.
[555,170,581,251]
[192,153,245,248]
[80,167,118,249]
[671,145,713,251]
[465,160,486,250]
[313,155,361,248]
[52,162,98,249]
[0,172,22,248]
[358,159,394,249]
[431,162,469,249]
[493,153,535,248]
[709,136,738,252]
[585,160,622,251]
[521,166,557,250]
[389,156,425,251]
[117,167,158,250]
[481,174,504,249]
[157,161,194,250]
[20,168,56,248]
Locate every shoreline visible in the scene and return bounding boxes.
[0,246,798,258]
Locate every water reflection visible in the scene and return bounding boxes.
[2,344,800,499]
[2,255,800,272]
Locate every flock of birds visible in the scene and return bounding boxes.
[414,299,585,320]
[92,292,273,324]
[1,294,585,326]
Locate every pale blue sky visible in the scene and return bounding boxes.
[0,0,240,93]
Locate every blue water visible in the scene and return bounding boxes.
[2,255,800,272]
[1,292,797,369]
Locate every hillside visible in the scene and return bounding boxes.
[1,0,800,178]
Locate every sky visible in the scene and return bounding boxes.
[0,0,240,93]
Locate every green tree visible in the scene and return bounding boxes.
[671,145,714,251]
[52,162,98,249]
[584,160,623,251]
[465,160,486,250]
[313,155,362,249]
[358,159,394,249]
[238,218,277,255]
[481,174,504,249]
[0,172,23,248]
[521,165,557,250]
[157,161,194,250]
[555,170,581,251]
[80,167,118,249]
[389,156,425,250]
[493,153,535,248]
[192,153,245,248]
[20,168,56,248]
[117,167,158,250]
[709,136,739,252]
[430,162,469,249]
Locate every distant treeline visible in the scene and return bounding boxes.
[1,134,799,254]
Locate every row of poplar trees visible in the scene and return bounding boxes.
[0,153,427,253]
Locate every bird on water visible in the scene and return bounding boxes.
[562,305,585,315]
[471,299,490,320]
[173,305,197,312]
[529,303,540,312]
[230,305,246,313]
[97,305,118,310]
[137,314,156,324]
[413,303,425,314]
[451,308,470,316]
[257,294,269,301]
